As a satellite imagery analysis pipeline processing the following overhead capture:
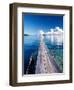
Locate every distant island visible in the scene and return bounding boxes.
[24,34,30,36]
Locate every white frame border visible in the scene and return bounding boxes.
[17,7,70,83]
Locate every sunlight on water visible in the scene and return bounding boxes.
[24,34,63,74]
[46,34,63,45]
[44,34,63,72]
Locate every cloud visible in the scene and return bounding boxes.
[38,27,63,35]
[55,27,63,33]
[46,27,63,35]
[39,30,44,35]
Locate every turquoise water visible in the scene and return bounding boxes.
[44,35,63,72]
[24,35,40,74]
[24,35,63,74]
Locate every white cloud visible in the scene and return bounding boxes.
[39,30,44,35]
[38,27,63,35]
[46,27,63,35]
[55,27,63,33]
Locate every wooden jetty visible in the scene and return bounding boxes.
[35,35,61,74]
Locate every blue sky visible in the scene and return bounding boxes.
[23,13,63,35]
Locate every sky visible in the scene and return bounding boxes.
[23,13,63,35]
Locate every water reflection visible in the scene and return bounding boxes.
[46,34,63,45]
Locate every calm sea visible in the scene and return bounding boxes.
[24,35,63,74]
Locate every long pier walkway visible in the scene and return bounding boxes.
[35,35,61,74]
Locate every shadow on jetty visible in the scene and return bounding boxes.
[26,52,37,74]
